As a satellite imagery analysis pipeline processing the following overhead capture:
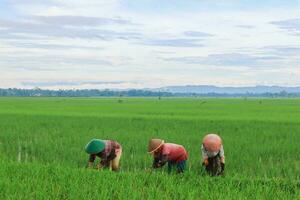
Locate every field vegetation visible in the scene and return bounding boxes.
[0,97,299,199]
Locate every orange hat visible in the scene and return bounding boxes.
[148,139,164,153]
[203,134,222,152]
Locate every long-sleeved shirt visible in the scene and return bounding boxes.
[89,140,121,166]
[201,144,225,162]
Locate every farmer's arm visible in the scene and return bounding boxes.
[99,148,117,168]
[219,145,225,163]
[99,152,108,168]
[87,154,96,168]
[107,148,117,161]
[153,154,168,168]
[219,145,225,173]
[201,144,209,166]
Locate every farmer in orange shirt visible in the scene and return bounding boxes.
[201,133,225,176]
[85,139,122,171]
[148,139,188,173]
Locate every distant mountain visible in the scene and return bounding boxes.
[151,85,300,94]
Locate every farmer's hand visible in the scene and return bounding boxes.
[97,163,103,170]
[87,162,94,169]
[203,159,209,166]
[153,162,161,168]
[221,163,225,172]
[221,156,225,164]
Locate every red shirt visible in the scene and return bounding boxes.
[161,143,188,162]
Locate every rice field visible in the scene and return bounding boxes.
[0,97,299,199]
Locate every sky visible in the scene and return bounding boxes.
[0,0,300,89]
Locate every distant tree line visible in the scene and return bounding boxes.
[0,88,300,98]
[0,88,174,97]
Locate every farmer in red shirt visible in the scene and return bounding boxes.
[148,139,188,173]
[85,139,122,171]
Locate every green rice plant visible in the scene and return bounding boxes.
[0,97,299,199]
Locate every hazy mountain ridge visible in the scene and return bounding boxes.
[152,85,300,94]
[1,85,300,97]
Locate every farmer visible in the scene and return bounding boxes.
[85,139,122,171]
[201,133,225,176]
[148,139,188,173]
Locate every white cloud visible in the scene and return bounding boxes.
[1,1,300,88]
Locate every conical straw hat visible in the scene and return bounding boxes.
[203,134,222,152]
[148,139,164,153]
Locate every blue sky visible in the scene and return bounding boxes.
[0,0,300,89]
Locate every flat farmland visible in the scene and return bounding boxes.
[0,98,299,199]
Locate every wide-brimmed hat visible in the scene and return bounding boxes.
[203,134,222,152]
[85,139,105,154]
[148,139,164,153]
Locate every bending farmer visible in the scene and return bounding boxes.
[201,133,225,176]
[148,139,188,173]
[85,139,122,171]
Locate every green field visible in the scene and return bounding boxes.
[0,97,299,199]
